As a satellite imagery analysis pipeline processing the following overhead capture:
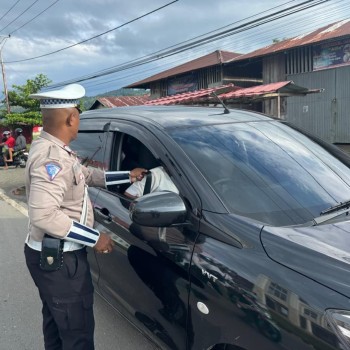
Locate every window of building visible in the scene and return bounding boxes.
[268,282,288,302]
[304,308,318,320]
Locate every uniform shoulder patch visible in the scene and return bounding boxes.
[47,145,61,161]
[45,162,62,181]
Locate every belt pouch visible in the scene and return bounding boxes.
[40,234,64,271]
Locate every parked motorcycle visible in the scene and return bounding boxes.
[0,148,28,168]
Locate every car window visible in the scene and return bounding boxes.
[169,121,350,226]
[70,131,106,169]
[107,133,161,197]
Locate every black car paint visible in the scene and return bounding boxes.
[72,106,350,350]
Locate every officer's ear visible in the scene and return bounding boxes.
[66,109,78,126]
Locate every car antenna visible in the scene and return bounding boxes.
[211,91,230,114]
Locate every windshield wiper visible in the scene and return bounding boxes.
[320,200,350,216]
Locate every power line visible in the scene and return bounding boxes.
[5,0,179,63]
[0,0,40,33]
[83,0,347,93]
[47,0,329,89]
[9,0,61,35]
[0,0,22,24]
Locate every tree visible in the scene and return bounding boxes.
[2,73,51,127]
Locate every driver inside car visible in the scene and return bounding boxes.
[124,166,179,199]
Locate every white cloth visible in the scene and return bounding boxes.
[125,166,179,198]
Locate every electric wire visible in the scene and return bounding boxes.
[84,2,349,94]
[83,0,348,93]
[57,0,315,80]
[81,0,345,93]
[1,0,346,95]
[9,0,61,35]
[0,0,22,24]
[0,0,40,33]
[4,0,179,63]
[46,0,330,88]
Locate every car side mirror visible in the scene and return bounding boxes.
[129,191,187,227]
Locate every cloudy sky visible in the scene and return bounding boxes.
[0,0,348,97]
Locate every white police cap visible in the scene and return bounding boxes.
[29,83,85,109]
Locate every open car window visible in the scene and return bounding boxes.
[71,131,106,169]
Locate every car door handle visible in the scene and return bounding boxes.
[96,208,112,222]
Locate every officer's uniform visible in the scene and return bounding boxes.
[24,84,134,350]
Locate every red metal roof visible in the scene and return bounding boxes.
[229,19,350,62]
[145,81,322,106]
[218,81,323,100]
[126,50,241,88]
[145,84,239,106]
[220,81,293,98]
[92,95,150,108]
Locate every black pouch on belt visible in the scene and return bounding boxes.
[40,234,64,271]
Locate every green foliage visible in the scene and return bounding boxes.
[7,73,52,112]
[1,73,51,127]
[2,111,42,126]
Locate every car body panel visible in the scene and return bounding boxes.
[261,221,350,298]
[191,212,346,349]
[72,106,350,350]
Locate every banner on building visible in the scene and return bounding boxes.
[167,74,198,96]
[313,39,350,70]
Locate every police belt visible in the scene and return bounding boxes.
[25,234,84,252]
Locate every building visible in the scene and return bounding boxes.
[127,20,350,144]
[89,95,150,110]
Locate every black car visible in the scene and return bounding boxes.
[71,105,350,350]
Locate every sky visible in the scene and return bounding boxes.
[0,0,349,97]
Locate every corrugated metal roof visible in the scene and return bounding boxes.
[145,84,239,106]
[228,19,350,62]
[145,81,323,106]
[220,81,293,98]
[91,95,150,109]
[126,50,241,88]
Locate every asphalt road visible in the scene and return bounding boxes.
[0,167,158,350]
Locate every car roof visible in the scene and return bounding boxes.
[81,105,274,129]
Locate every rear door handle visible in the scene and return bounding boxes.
[96,208,112,222]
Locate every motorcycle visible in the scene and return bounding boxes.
[0,148,28,168]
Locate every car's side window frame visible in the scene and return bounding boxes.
[71,118,112,170]
[102,121,202,216]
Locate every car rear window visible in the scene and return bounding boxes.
[170,121,350,226]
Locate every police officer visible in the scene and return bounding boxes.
[24,83,146,350]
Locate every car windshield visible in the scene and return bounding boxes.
[169,121,350,226]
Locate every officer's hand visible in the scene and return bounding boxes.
[130,168,148,183]
[94,232,114,254]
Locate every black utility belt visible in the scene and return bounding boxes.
[40,234,64,271]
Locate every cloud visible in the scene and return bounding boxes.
[0,0,348,95]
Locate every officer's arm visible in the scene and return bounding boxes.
[82,166,147,188]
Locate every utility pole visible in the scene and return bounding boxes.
[0,35,10,114]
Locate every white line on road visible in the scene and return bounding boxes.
[0,189,28,217]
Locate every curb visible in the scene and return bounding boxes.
[0,189,28,217]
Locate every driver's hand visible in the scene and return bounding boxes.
[130,168,148,182]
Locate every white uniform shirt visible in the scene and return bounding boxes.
[125,166,178,197]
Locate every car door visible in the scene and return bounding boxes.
[70,118,112,283]
[92,122,201,350]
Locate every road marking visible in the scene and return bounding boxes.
[0,189,28,217]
